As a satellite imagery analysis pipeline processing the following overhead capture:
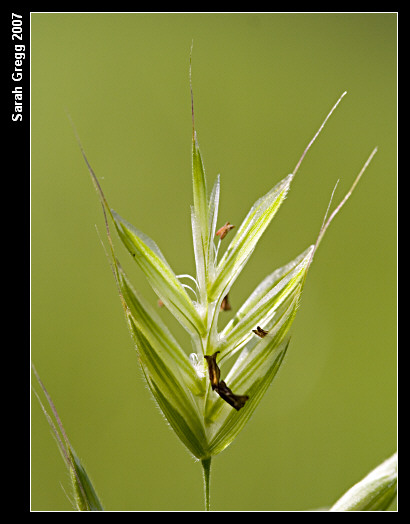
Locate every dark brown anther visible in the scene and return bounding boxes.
[215,380,249,411]
[220,294,232,311]
[204,351,249,410]
[204,351,221,390]
[216,222,235,240]
[252,326,269,338]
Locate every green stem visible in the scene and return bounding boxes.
[201,457,212,511]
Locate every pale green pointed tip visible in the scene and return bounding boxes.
[69,448,104,511]
[208,172,294,301]
[32,365,104,511]
[330,453,397,511]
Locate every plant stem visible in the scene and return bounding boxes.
[201,457,212,511]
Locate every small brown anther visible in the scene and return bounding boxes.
[220,294,232,311]
[252,326,269,338]
[216,222,235,240]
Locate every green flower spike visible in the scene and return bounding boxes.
[73,59,377,510]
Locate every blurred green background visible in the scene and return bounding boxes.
[31,13,397,511]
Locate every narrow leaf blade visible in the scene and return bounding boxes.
[128,318,209,459]
[219,246,313,361]
[208,173,293,302]
[206,292,299,426]
[69,448,104,511]
[207,174,220,279]
[112,210,205,336]
[192,134,208,238]
[207,338,290,456]
[191,135,209,288]
[32,365,104,511]
[222,245,314,336]
[118,264,204,395]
